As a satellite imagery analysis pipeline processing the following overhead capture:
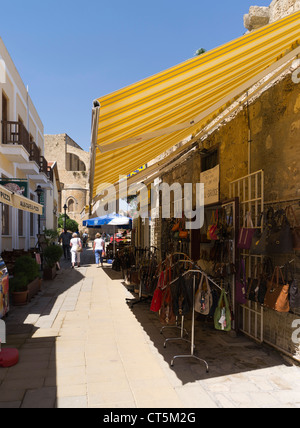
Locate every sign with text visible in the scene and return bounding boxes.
[200,164,220,205]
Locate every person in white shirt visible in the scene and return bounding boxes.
[93,233,105,267]
[70,233,82,268]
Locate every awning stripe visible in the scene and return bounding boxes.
[92,11,300,197]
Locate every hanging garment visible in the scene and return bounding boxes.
[170,275,192,317]
[159,284,176,326]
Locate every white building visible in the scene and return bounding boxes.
[0,37,53,252]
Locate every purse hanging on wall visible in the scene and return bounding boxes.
[266,209,293,255]
[264,266,290,313]
[236,259,247,305]
[237,211,257,250]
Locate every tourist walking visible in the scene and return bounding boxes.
[70,232,82,268]
[59,229,72,260]
[93,233,105,267]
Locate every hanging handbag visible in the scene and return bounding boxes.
[214,289,231,332]
[195,274,213,315]
[247,264,260,302]
[236,259,247,305]
[207,209,219,241]
[264,266,290,313]
[159,276,176,326]
[150,271,165,312]
[286,205,300,251]
[266,209,293,255]
[290,280,300,311]
[237,211,257,250]
[284,262,300,311]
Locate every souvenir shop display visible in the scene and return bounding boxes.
[237,211,257,250]
[264,266,290,313]
[149,251,235,371]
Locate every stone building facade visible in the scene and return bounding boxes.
[244,0,300,31]
[151,1,300,361]
[44,134,90,227]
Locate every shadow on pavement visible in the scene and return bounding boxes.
[123,287,293,385]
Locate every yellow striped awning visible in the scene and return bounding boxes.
[92,11,300,198]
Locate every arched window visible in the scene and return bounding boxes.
[66,153,86,172]
[68,198,75,212]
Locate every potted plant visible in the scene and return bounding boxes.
[10,275,29,306]
[11,255,40,305]
[43,245,63,280]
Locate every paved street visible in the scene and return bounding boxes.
[0,247,300,408]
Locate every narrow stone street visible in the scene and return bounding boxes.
[0,247,300,408]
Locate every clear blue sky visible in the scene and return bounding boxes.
[0,0,269,152]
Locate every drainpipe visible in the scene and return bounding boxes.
[246,92,252,175]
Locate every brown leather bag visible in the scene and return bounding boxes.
[264,267,290,313]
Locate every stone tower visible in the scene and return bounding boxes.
[44,134,90,228]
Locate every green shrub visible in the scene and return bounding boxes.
[43,245,63,268]
[13,255,39,284]
[10,275,29,292]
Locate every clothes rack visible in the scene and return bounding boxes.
[170,268,209,373]
[126,247,158,308]
[161,259,195,344]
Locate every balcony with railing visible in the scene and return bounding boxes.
[1,120,53,183]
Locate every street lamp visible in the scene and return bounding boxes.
[35,185,43,235]
[63,204,67,230]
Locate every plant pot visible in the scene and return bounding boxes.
[12,290,28,306]
[27,277,41,301]
[43,265,57,280]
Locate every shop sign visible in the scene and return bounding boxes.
[0,179,28,197]
[200,164,220,205]
[0,185,13,207]
[13,194,43,215]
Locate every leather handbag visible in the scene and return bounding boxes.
[284,262,300,311]
[264,266,290,313]
[290,279,300,310]
[237,212,257,250]
[236,259,247,305]
[266,209,293,255]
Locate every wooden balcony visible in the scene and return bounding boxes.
[1,120,31,154]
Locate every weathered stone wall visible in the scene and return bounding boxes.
[159,68,300,360]
[244,0,300,31]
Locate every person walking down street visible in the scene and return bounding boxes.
[70,232,82,268]
[93,233,105,268]
[82,230,89,248]
[59,229,72,260]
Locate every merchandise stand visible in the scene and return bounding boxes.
[162,259,194,348]
[170,269,209,373]
[160,254,193,340]
[126,246,158,308]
